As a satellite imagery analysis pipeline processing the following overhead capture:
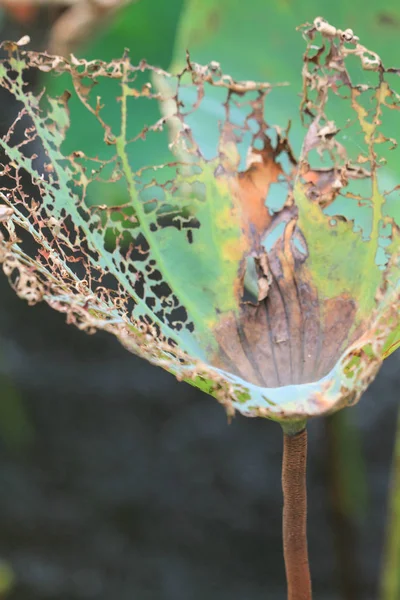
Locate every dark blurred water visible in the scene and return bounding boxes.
[0,272,398,600]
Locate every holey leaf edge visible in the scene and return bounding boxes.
[0,17,399,425]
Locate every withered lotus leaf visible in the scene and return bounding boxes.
[0,18,398,425]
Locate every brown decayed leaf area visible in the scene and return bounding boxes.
[213,17,399,392]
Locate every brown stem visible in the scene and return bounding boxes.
[282,428,312,600]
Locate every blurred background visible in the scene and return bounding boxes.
[0,1,398,599]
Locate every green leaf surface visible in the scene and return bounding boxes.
[46,0,185,181]
[172,1,400,146]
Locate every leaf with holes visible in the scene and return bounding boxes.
[0,19,399,427]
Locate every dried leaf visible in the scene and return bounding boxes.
[0,17,398,422]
